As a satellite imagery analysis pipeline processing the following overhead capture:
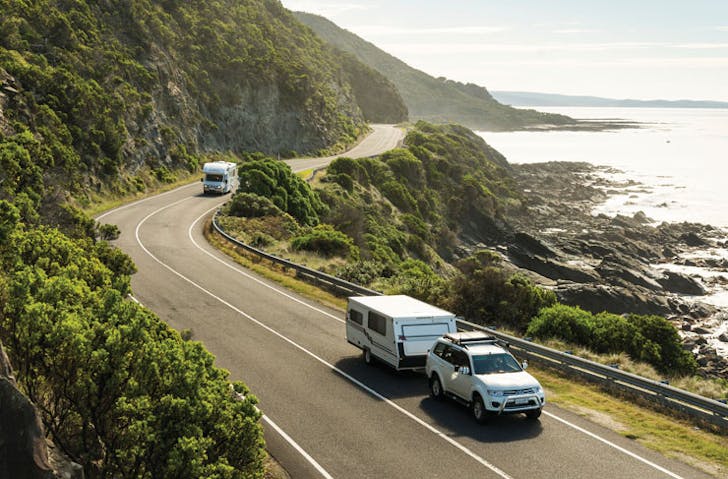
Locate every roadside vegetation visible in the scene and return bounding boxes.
[0,200,265,478]
[217,121,724,399]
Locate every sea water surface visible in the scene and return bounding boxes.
[479,107,728,228]
[477,107,728,314]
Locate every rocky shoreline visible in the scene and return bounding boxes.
[499,161,728,378]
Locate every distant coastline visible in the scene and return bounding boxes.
[492,91,728,109]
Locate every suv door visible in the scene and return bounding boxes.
[448,349,472,399]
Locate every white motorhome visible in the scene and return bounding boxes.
[346,295,457,370]
[202,161,238,194]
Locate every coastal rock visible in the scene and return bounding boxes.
[719,334,728,343]
[657,271,706,295]
[507,246,600,283]
[0,342,54,479]
[679,231,708,247]
[554,283,671,316]
[596,258,663,291]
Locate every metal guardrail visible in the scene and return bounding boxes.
[212,212,377,297]
[212,213,728,430]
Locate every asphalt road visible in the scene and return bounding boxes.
[99,125,711,479]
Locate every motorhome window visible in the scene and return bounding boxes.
[205,173,223,182]
[367,312,387,336]
[349,309,363,325]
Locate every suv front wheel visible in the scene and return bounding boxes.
[525,408,542,420]
[472,393,488,424]
[429,375,444,400]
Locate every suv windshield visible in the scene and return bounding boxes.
[472,353,521,374]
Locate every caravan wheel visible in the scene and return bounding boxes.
[363,348,372,365]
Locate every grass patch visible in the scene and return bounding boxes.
[84,171,200,218]
[535,367,728,477]
[205,220,346,311]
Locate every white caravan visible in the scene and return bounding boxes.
[202,161,238,194]
[346,295,457,370]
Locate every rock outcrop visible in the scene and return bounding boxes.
[0,341,83,479]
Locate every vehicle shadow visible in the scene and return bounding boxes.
[332,356,544,443]
[333,356,428,400]
[419,397,544,443]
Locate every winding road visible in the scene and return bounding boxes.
[98,125,711,479]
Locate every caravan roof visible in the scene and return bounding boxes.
[348,295,454,319]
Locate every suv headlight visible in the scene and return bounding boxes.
[487,390,505,397]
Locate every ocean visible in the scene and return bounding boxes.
[477,107,728,319]
[478,107,728,228]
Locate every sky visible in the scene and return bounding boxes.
[280,0,728,101]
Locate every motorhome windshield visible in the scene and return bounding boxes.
[205,173,224,182]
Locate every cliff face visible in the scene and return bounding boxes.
[0,341,53,479]
[0,0,376,197]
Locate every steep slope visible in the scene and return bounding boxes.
[0,0,375,209]
[294,12,574,131]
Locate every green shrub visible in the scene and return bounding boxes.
[448,264,556,331]
[0,224,265,477]
[226,192,284,218]
[238,158,325,226]
[291,224,359,259]
[527,305,697,375]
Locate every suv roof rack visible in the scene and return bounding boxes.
[443,332,498,346]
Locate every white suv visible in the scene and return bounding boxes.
[425,331,545,423]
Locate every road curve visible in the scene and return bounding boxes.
[99,125,711,479]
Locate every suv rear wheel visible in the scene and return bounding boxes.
[429,375,444,400]
[472,393,488,424]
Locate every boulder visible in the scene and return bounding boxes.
[680,232,708,247]
[0,342,54,479]
[554,283,672,316]
[657,271,706,295]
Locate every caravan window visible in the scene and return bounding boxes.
[349,309,363,325]
[368,312,387,336]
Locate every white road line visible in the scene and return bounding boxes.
[543,411,685,479]
[95,181,200,221]
[262,415,334,479]
[134,198,513,479]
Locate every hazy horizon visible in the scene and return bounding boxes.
[281,0,728,103]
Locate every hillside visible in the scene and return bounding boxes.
[493,91,728,108]
[0,0,410,221]
[294,12,574,131]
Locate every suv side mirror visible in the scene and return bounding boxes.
[521,360,529,370]
[458,366,470,375]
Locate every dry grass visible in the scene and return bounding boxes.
[84,172,199,218]
[204,222,346,311]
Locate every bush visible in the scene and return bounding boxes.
[527,305,697,375]
[238,158,326,226]
[0,224,265,477]
[226,192,284,218]
[291,224,359,259]
[448,263,556,331]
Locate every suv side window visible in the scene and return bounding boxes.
[452,350,469,368]
[432,342,447,358]
[441,345,459,365]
